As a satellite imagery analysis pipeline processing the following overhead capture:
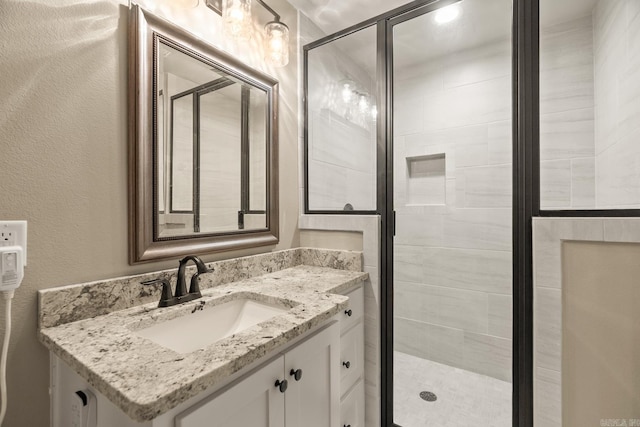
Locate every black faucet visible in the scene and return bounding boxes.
[141,256,213,308]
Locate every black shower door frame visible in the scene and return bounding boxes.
[303,0,535,425]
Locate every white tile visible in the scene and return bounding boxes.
[596,131,640,208]
[532,219,604,289]
[436,286,489,334]
[540,15,594,70]
[571,158,595,208]
[423,247,512,294]
[394,245,425,283]
[421,90,454,133]
[442,40,512,89]
[489,294,513,340]
[449,76,512,128]
[488,120,512,165]
[534,287,561,372]
[540,65,594,116]
[442,208,512,251]
[394,317,465,367]
[540,159,571,209]
[603,219,640,242]
[462,331,512,382]
[308,160,348,210]
[394,281,439,325]
[394,90,423,136]
[394,352,511,427]
[462,164,512,208]
[540,108,595,161]
[452,125,489,168]
[394,212,443,247]
[534,375,562,427]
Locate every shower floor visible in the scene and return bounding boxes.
[393,351,511,427]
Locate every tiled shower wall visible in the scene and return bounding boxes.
[393,39,514,382]
[393,16,597,381]
[593,0,640,208]
[304,17,377,212]
[540,16,596,209]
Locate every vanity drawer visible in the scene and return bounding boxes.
[341,286,364,334]
[340,379,365,427]
[340,322,364,395]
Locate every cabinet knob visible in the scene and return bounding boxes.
[344,425,352,427]
[342,361,351,369]
[289,368,303,381]
[344,309,353,317]
[275,379,288,393]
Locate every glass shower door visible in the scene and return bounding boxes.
[391,1,513,426]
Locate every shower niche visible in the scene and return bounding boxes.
[405,153,446,206]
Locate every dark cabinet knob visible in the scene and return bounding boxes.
[290,368,303,381]
[345,309,353,317]
[342,361,351,369]
[344,425,352,427]
[275,379,288,393]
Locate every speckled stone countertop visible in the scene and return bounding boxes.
[38,249,367,422]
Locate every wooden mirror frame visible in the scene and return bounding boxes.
[128,5,279,264]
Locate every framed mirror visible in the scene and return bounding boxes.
[128,5,279,263]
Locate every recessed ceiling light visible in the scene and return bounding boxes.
[434,4,461,24]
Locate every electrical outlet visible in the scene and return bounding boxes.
[0,221,27,266]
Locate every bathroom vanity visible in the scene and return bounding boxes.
[38,249,366,427]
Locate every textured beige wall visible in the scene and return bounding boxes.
[299,230,363,251]
[0,0,299,425]
[562,241,640,426]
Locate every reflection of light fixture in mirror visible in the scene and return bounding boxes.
[341,80,355,103]
[370,104,378,121]
[358,93,369,113]
[209,0,290,67]
[265,19,289,67]
[434,3,461,24]
[222,0,253,41]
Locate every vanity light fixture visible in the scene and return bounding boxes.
[207,0,290,67]
[222,0,253,41]
[434,3,461,24]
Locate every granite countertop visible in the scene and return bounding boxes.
[39,264,367,422]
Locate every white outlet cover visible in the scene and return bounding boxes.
[0,221,27,266]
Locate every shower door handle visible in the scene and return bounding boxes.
[393,210,396,237]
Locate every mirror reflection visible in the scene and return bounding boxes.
[157,42,267,237]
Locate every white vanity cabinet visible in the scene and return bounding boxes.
[51,321,341,427]
[338,285,365,427]
[176,322,340,427]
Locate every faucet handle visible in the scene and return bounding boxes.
[141,279,173,307]
[188,272,203,297]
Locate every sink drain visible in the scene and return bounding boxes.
[419,391,437,402]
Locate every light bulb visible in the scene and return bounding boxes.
[223,0,252,41]
[434,4,461,24]
[358,93,369,113]
[175,0,199,8]
[341,81,354,103]
[265,20,289,67]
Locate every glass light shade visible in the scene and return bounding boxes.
[265,20,289,67]
[341,80,355,103]
[358,93,369,112]
[175,0,199,8]
[223,0,252,41]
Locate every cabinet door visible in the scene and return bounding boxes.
[175,356,285,427]
[284,322,340,427]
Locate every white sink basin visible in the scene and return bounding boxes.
[135,298,289,354]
